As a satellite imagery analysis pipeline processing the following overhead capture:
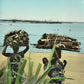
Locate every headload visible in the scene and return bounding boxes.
[3,30,29,47]
[34,33,80,52]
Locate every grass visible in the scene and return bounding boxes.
[0,44,74,84]
[7,58,12,84]
[0,67,5,78]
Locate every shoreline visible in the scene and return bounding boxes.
[0,19,84,23]
[0,51,84,54]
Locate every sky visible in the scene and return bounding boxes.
[0,0,84,22]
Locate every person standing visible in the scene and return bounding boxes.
[2,44,29,84]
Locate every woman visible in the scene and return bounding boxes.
[2,44,29,84]
[49,48,67,84]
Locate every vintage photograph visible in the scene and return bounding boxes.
[0,0,84,84]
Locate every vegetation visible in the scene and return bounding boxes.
[0,44,74,84]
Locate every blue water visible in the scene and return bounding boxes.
[0,21,84,53]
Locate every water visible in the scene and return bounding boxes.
[0,21,84,53]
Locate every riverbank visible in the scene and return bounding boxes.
[0,52,84,84]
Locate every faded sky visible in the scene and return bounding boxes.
[0,0,84,22]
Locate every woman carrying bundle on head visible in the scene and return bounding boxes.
[2,30,29,84]
[42,47,67,84]
[49,47,67,84]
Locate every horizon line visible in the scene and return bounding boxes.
[0,19,84,23]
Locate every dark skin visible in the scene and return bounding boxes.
[54,49,59,59]
[49,48,63,84]
[42,58,48,66]
[48,48,61,76]
[51,48,61,65]
[2,44,29,84]
[2,44,29,56]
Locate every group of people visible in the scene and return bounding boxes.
[2,44,67,84]
[42,48,67,84]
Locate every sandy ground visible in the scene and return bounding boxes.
[0,52,84,84]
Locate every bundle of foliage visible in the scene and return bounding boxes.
[3,30,29,47]
[34,33,80,52]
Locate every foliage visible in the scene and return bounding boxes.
[0,67,6,77]
[0,44,74,84]
[7,58,12,84]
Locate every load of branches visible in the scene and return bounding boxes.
[34,33,81,52]
[3,30,29,47]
